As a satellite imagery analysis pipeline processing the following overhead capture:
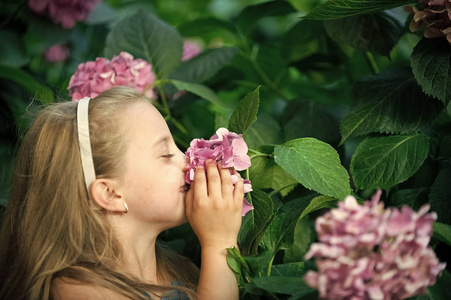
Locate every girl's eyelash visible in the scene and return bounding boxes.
[162,153,175,158]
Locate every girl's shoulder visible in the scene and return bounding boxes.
[51,277,131,300]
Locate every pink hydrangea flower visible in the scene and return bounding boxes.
[44,44,70,63]
[68,51,156,100]
[185,128,253,216]
[304,190,446,300]
[182,40,202,61]
[28,0,101,29]
[404,0,451,42]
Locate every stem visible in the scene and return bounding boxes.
[169,117,189,135]
[156,82,170,117]
[363,52,379,75]
[267,255,275,276]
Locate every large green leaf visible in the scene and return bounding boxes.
[0,66,54,104]
[324,8,405,57]
[274,138,351,199]
[105,11,183,79]
[228,87,259,135]
[282,101,340,145]
[350,134,429,190]
[281,20,328,63]
[238,189,274,256]
[170,47,237,83]
[171,80,229,110]
[261,194,316,253]
[340,67,443,143]
[433,222,451,247]
[244,113,282,149]
[390,188,429,210]
[411,37,451,106]
[177,17,239,45]
[429,164,451,224]
[305,0,416,20]
[252,276,314,296]
[237,0,297,35]
[249,153,298,197]
[299,195,338,220]
[284,216,313,263]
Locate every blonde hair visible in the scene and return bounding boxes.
[0,87,199,299]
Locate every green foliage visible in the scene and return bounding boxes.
[228,87,260,135]
[411,37,451,106]
[350,134,429,190]
[105,11,183,79]
[305,0,416,20]
[274,138,351,199]
[433,222,451,247]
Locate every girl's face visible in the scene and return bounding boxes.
[119,101,189,231]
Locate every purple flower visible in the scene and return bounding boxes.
[68,51,156,100]
[44,44,70,63]
[304,190,446,300]
[28,0,101,29]
[185,128,253,216]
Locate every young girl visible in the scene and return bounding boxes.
[0,86,244,299]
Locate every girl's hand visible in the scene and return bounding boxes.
[185,159,244,249]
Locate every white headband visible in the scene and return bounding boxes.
[77,97,96,196]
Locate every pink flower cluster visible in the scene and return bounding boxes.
[68,51,156,101]
[185,128,254,216]
[28,0,101,29]
[404,0,451,42]
[45,44,70,63]
[304,190,446,300]
[182,40,202,62]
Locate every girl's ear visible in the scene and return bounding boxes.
[90,179,125,213]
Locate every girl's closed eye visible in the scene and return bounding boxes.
[162,153,175,158]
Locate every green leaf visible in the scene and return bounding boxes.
[249,154,298,197]
[425,269,451,300]
[228,87,260,135]
[429,164,451,224]
[226,246,252,286]
[262,194,316,253]
[305,0,416,20]
[23,17,71,55]
[411,37,451,106]
[324,8,405,57]
[171,80,228,110]
[391,188,429,210]
[274,138,351,199]
[237,1,297,35]
[271,262,306,277]
[433,222,451,247]
[170,47,237,83]
[350,134,429,190]
[239,189,274,256]
[252,276,315,296]
[0,66,54,104]
[341,67,443,143]
[284,216,313,262]
[281,20,329,63]
[105,11,183,79]
[0,31,29,67]
[177,17,239,45]
[299,195,338,220]
[282,101,340,145]
[244,113,282,149]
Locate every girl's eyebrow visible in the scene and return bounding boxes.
[151,135,171,148]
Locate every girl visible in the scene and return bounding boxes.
[0,86,244,299]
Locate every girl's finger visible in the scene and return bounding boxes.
[232,169,245,205]
[218,161,233,200]
[205,159,221,199]
[193,165,208,198]
[185,186,194,217]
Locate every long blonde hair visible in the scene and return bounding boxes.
[0,87,199,299]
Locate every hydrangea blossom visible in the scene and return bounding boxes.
[404,0,451,42]
[185,128,254,216]
[182,40,202,61]
[304,190,446,300]
[28,0,101,29]
[68,51,156,101]
[44,44,70,63]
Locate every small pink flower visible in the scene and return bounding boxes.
[304,191,446,300]
[28,0,101,29]
[68,51,156,100]
[44,44,70,63]
[185,128,253,216]
[182,40,202,61]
